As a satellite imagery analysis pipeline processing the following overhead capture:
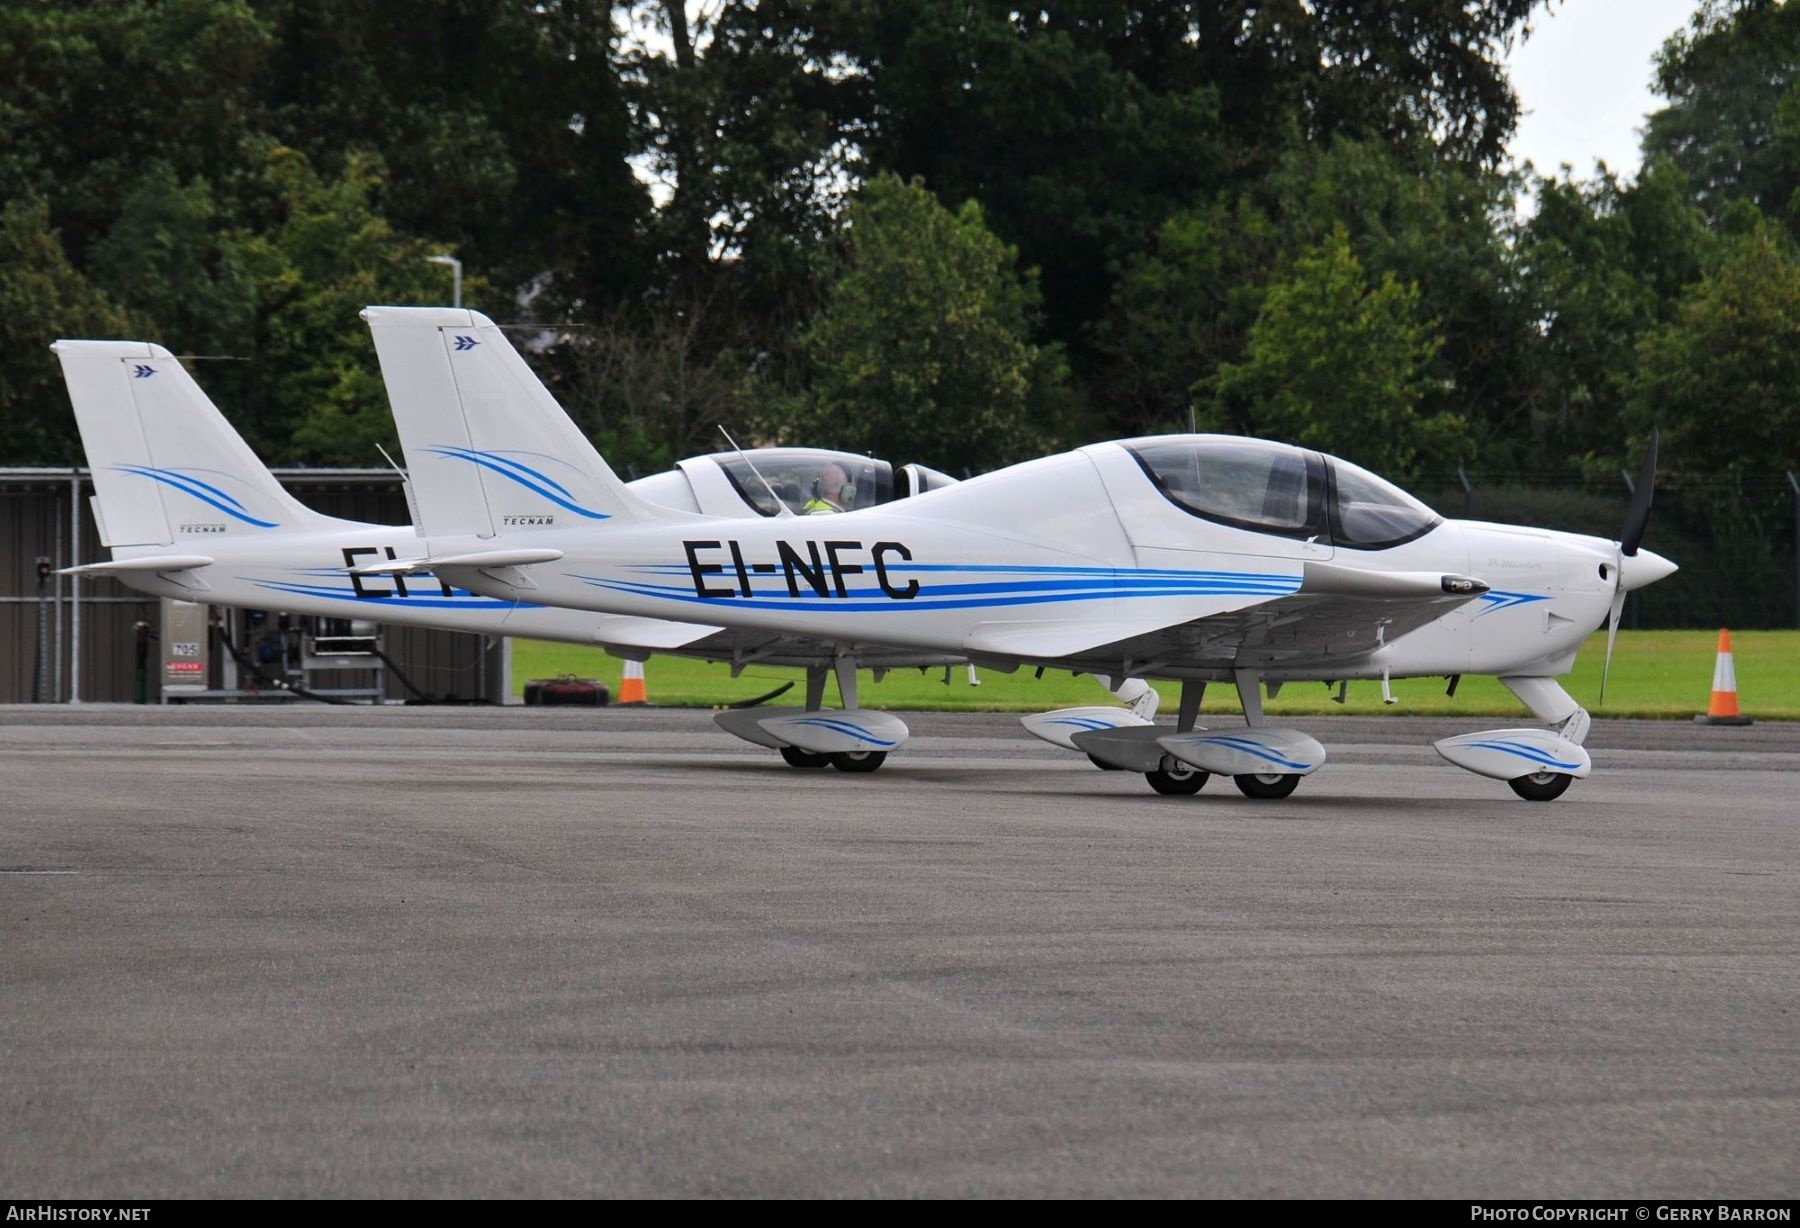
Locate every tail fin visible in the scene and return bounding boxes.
[362,306,671,539]
[52,340,334,548]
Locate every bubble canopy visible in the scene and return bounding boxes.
[1121,436,1442,550]
[709,448,894,517]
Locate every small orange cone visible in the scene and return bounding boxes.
[617,659,649,706]
[1694,629,1753,726]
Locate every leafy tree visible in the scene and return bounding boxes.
[0,0,271,261]
[1098,138,1527,450]
[257,0,650,314]
[775,174,1067,471]
[1629,222,1800,478]
[1095,196,1283,437]
[1510,159,1714,469]
[1643,0,1800,230]
[1202,226,1464,476]
[86,165,258,365]
[234,146,471,465]
[839,1,1544,387]
[0,198,130,464]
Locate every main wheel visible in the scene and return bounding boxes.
[831,750,887,773]
[1087,752,1125,771]
[1508,770,1573,802]
[1234,772,1300,800]
[1145,761,1209,795]
[780,745,832,769]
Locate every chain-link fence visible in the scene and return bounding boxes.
[1413,470,1800,630]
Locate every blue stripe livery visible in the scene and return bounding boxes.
[1476,590,1551,617]
[580,564,1299,615]
[423,446,611,520]
[1180,734,1313,771]
[785,716,900,748]
[1465,739,1583,771]
[114,465,278,528]
[248,578,538,610]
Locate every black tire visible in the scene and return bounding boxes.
[1145,762,1209,795]
[830,750,887,773]
[1087,752,1125,771]
[1234,772,1300,800]
[779,745,832,769]
[1508,771,1573,802]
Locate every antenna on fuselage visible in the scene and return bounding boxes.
[716,425,796,519]
[375,441,426,536]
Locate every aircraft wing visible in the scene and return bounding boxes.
[998,562,1488,674]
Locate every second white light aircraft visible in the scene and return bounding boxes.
[363,307,1678,801]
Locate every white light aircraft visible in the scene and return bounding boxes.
[364,307,1677,801]
[52,340,998,729]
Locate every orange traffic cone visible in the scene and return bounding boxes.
[1694,629,1753,726]
[617,659,649,706]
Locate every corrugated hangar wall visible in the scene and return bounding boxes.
[0,470,509,704]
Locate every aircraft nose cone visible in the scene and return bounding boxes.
[1620,548,1678,592]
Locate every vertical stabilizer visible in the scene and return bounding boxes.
[53,341,331,547]
[363,306,670,540]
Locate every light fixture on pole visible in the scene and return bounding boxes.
[425,254,463,308]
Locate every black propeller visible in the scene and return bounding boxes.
[1620,430,1659,558]
[1601,430,1659,704]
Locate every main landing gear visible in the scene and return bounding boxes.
[1507,769,1574,802]
[1053,674,1323,800]
[714,654,908,773]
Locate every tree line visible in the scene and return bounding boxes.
[3,0,1798,507]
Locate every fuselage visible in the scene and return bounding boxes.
[426,439,1663,684]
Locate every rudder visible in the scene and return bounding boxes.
[53,340,330,548]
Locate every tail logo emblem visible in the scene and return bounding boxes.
[453,336,479,352]
[132,365,156,379]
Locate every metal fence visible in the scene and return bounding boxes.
[1412,469,1800,631]
[5,463,1797,705]
[0,469,510,704]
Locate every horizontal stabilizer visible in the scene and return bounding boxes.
[348,547,564,576]
[59,555,213,576]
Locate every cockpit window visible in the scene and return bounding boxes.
[1326,458,1441,549]
[713,450,894,518]
[1125,438,1325,539]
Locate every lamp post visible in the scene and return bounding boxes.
[425,254,462,308]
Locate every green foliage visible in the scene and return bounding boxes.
[774,174,1063,471]
[238,146,473,466]
[0,198,130,464]
[1644,0,1800,230]
[1202,227,1466,477]
[1510,159,1715,467]
[1629,222,1800,478]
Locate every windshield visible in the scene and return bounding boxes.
[1326,458,1441,549]
[1124,437,1326,539]
[713,449,895,517]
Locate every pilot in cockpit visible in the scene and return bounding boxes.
[803,462,854,514]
